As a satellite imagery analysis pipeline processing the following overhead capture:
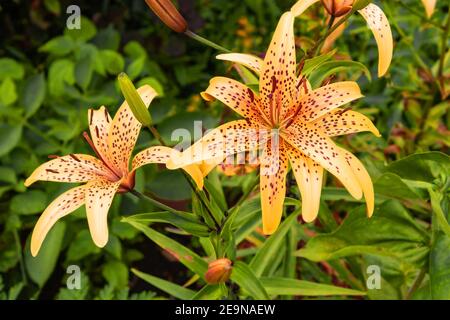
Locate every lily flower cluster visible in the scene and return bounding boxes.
[25,0,393,256]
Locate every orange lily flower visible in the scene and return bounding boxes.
[25,85,203,256]
[421,0,437,18]
[291,0,393,77]
[168,12,380,234]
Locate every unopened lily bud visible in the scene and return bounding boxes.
[205,258,232,284]
[352,0,371,11]
[321,0,354,17]
[145,0,188,33]
[118,73,153,127]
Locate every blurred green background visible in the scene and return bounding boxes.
[0,0,448,300]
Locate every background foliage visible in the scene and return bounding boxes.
[0,0,448,300]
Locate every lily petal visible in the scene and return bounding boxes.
[85,179,121,248]
[200,77,268,125]
[132,146,204,189]
[291,0,320,17]
[216,53,263,75]
[311,108,380,137]
[25,154,113,187]
[282,122,362,199]
[286,144,323,222]
[31,186,85,256]
[296,81,363,123]
[340,148,374,217]
[167,120,269,169]
[358,4,393,77]
[88,106,117,171]
[108,85,158,175]
[260,139,289,234]
[260,11,297,121]
[421,0,436,18]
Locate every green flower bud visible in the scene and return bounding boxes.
[118,73,153,127]
[353,0,371,11]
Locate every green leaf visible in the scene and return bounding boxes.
[122,211,210,237]
[132,268,195,299]
[309,60,371,88]
[147,170,192,201]
[386,152,449,183]
[0,58,25,81]
[99,50,124,75]
[64,16,97,42]
[191,285,223,300]
[249,212,298,277]
[301,49,336,76]
[230,261,269,299]
[44,0,60,14]
[374,173,421,200]
[0,78,17,106]
[261,277,366,296]
[39,36,75,56]
[48,59,75,96]
[429,189,450,237]
[430,234,450,299]
[66,229,101,261]
[21,73,46,117]
[102,261,129,289]
[75,56,94,90]
[296,200,429,266]
[125,221,208,277]
[10,190,47,215]
[126,56,146,80]
[24,222,66,287]
[0,124,22,157]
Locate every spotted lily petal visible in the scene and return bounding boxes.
[260,11,296,121]
[88,106,117,171]
[132,146,204,189]
[260,139,289,234]
[282,122,362,199]
[85,179,122,248]
[25,154,114,187]
[286,144,323,222]
[340,148,374,217]
[108,85,158,175]
[421,0,436,18]
[30,186,85,256]
[294,81,363,123]
[216,53,263,75]
[358,4,393,77]
[311,108,380,137]
[167,120,269,169]
[200,77,268,125]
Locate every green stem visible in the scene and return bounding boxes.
[130,189,188,216]
[405,267,427,300]
[146,125,165,146]
[306,11,351,60]
[228,174,259,215]
[438,5,450,89]
[184,30,231,53]
[13,230,28,286]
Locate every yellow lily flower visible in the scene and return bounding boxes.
[168,12,380,234]
[421,0,437,18]
[25,85,203,256]
[291,0,393,77]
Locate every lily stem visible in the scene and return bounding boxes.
[405,267,427,300]
[307,11,351,59]
[184,30,231,53]
[13,230,28,286]
[130,189,187,216]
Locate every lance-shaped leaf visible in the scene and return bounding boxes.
[125,220,208,278]
[122,211,210,237]
[132,268,195,300]
[230,261,270,299]
[261,277,367,297]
